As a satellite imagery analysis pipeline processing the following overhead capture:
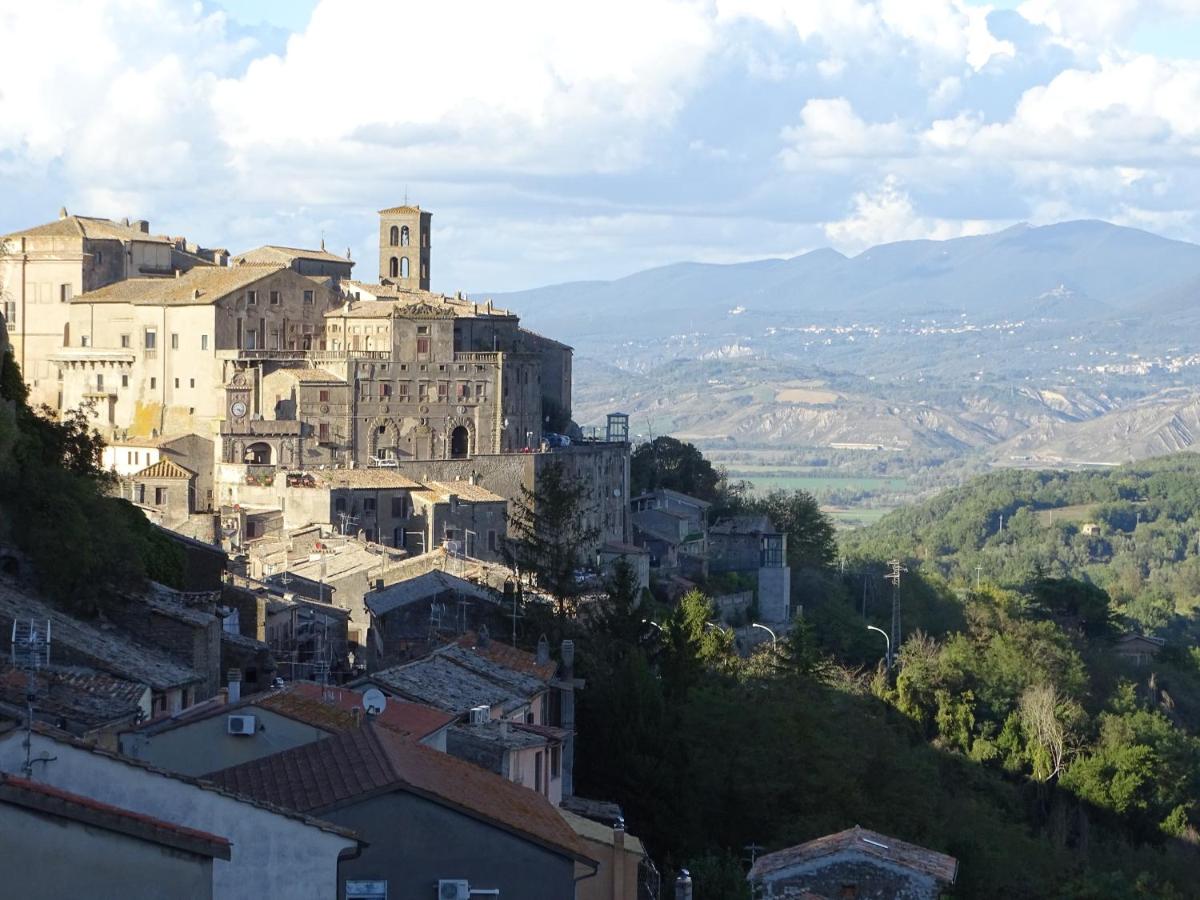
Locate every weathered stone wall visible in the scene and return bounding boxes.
[760,853,943,900]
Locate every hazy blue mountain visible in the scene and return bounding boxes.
[485,220,1200,341]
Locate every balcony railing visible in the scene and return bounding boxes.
[453,352,500,363]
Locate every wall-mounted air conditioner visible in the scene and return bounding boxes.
[437,880,469,900]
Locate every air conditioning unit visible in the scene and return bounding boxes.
[468,705,488,726]
[227,714,257,736]
[438,880,469,900]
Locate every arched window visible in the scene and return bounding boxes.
[401,226,410,246]
[389,226,399,246]
[389,257,398,278]
[450,426,470,459]
[400,257,410,278]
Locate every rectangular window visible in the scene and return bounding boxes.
[397,382,409,400]
[334,497,346,513]
[60,284,72,303]
[170,333,179,350]
[189,378,195,388]
[144,329,157,350]
[270,290,281,305]
[364,497,376,514]
[475,382,486,400]
[136,484,146,504]
[120,333,130,348]
[551,744,560,778]
[174,378,179,389]
[155,487,167,505]
[318,389,329,402]
[437,382,448,402]
[359,382,371,400]
[80,335,90,347]
[95,373,104,391]
[381,383,392,398]
[121,374,129,388]
[247,290,257,305]
[246,330,257,349]
[3,300,15,329]
[150,377,156,389]
[416,325,429,335]
[303,290,314,305]
[201,334,209,350]
[416,337,430,356]
[456,382,469,399]
[391,495,406,517]
[319,423,330,442]
[488,530,497,552]
[418,382,429,401]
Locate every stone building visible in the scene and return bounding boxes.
[232,243,354,281]
[748,827,959,899]
[0,212,228,409]
[410,480,509,561]
[377,204,431,290]
[57,264,339,439]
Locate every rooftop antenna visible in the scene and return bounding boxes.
[337,511,358,537]
[11,619,55,777]
[885,559,907,668]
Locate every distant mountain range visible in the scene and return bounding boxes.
[490,220,1200,341]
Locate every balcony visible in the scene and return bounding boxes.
[454,352,500,363]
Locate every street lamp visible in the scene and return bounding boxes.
[867,625,891,668]
[751,622,777,646]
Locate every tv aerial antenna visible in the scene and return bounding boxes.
[11,619,55,776]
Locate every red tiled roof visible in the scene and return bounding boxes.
[455,632,557,682]
[208,722,593,864]
[0,773,231,859]
[749,826,958,885]
[267,682,454,740]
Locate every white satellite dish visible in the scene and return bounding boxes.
[361,687,387,716]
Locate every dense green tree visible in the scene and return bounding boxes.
[630,435,725,502]
[505,460,599,616]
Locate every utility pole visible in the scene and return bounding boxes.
[886,559,907,666]
[975,564,983,588]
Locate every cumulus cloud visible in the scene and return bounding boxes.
[822,175,999,254]
[2,0,1200,289]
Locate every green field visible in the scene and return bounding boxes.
[825,506,896,528]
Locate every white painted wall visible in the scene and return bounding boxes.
[0,731,357,900]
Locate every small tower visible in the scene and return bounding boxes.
[378,204,432,291]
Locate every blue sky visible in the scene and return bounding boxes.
[5,0,1200,292]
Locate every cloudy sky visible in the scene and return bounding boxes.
[4,0,1200,291]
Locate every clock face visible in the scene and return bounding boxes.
[231,401,248,418]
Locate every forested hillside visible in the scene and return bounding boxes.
[555,448,1200,898]
[841,454,1200,642]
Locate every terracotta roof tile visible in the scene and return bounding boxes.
[234,245,353,266]
[207,722,593,863]
[749,826,958,885]
[0,773,232,859]
[3,215,172,244]
[132,458,194,480]
[76,265,289,306]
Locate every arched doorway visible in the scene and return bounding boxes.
[245,442,273,465]
[450,426,470,459]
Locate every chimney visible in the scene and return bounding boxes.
[499,719,510,738]
[561,639,575,678]
[374,578,384,592]
[135,219,150,234]
[536,634,549,667]
[175,269,182,279]
[674,870,693,900]
[351,707,363,728]
[226,669,243,704]
[58,206,68,220]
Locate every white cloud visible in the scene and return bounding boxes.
[823,175,999,254]
[780,98,910,167]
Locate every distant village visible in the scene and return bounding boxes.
[0,205,960,899]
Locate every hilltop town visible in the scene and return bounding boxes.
[0,204,873,899]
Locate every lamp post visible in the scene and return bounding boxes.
[867,625,891,669]
[751,622,777,647]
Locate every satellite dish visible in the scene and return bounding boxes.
[362,688,387,716]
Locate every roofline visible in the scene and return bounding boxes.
[5,723,359,841]
[0,773,232,860]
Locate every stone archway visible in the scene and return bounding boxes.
[450,425,470,459]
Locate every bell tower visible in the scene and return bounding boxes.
[378,204,432,291]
